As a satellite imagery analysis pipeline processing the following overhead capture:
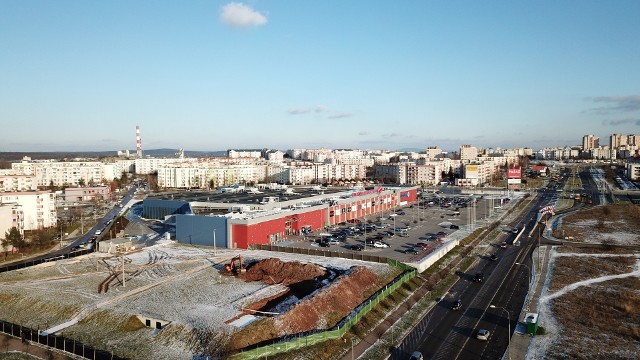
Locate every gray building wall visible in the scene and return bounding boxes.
[143,199,192,220]
[175,215,228,247]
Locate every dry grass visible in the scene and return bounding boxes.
[545,242,640,359]
[555,204,640,244]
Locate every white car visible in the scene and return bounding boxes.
[95,229,102,235]
[373,241,389,248]
[476,329,490,341]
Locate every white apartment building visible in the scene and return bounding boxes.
[457,161,498,187]
[228,150,262,159]
[12,160,105,187]
[426,147,443,159]
[0,191,56,231]
[582,135,599,151]
[626,162,640,181]
[0,174,37,192]
[134,158,186,175]
[0,203,25,252]
[460,145,478,162]
[375,163,442,185]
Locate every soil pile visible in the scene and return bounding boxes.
[228,266,381,351]
[238,258,326,285]
[274,266,378,334]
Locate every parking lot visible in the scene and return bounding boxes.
[279,194,508,262]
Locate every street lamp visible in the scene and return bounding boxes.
[515,262,532,311]
[489,304,511,360]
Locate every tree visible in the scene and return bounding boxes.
[49,180,56,192]
[120,171,129,184]
[78,178,86,186]
[32,229,52,247]
[4,227,24,250]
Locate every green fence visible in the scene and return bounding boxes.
[232,262,416,359]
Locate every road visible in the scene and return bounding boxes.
[0,186,138,272]
[390,185,555,360]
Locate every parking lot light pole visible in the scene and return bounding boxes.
[490,305,511,360]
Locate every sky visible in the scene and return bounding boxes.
[1,1,639,153]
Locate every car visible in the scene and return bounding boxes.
[409,351,424,360]
[490,254,498,261]
[318,242,330,248]
[373,241,389,248]
[500,241,508,248]
[95,229,102,235]
[416,242,430,248]
[451,299,462,310]
[473,273,484,282]
[437,231,448,236]
[328,239,340,245]
[404,247,420,255]
[476,329,490,341]
[351,244,364,251]
[90,235,98,242]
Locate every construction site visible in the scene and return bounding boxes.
[0,239,400,359]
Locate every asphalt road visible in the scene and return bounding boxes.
[390,186,554,360]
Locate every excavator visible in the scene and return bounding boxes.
[224,255,246,275]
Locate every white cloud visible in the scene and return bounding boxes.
[287,105,329,115]
[220,3,267,28]
[328,112,355,119]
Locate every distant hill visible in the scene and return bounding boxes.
[0,149,228,161]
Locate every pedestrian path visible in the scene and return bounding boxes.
[510,245,551,359]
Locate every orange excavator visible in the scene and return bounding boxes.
[224,255,246,275]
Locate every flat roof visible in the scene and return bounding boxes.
[146,187,347,205]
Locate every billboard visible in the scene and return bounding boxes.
[507,178,522,184]
[507,166,522,179]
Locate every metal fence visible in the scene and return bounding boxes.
[0,248,93,274]
[0,319,127,360]
[249,244,390,264]
[231,258,416,359]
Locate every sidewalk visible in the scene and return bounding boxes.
[509,245,552,360]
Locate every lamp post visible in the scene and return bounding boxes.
[490,305,511,360]
[515,262,532,311]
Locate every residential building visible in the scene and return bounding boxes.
[0,191,56,231]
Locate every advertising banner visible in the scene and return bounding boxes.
[507,167,522,179]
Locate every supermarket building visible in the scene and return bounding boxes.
[142,185,418,249]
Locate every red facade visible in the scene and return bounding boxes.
[231,188,418,249]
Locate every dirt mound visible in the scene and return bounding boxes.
[238,258,326,285]
[274,266,378,334]
[228,266,380,350]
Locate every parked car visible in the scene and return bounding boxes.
[328,239,340,245]
[318,242,330,248]
[476,329,490,341]
[95,229,102,235]
[451,299,462,310]
[500,241,508,248]
[437,231,448,236]
[450,224,460,229]
[490,254,498,261]
[373,241,389,248]
[473,273,484,283]
[404,247,420,255]
[416,241,430,248]
[351,244,364,251]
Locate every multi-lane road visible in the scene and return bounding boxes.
[391,184,558,360]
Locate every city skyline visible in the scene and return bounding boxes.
[1,1,639,152]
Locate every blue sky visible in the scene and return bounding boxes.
[1,1,639,152]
